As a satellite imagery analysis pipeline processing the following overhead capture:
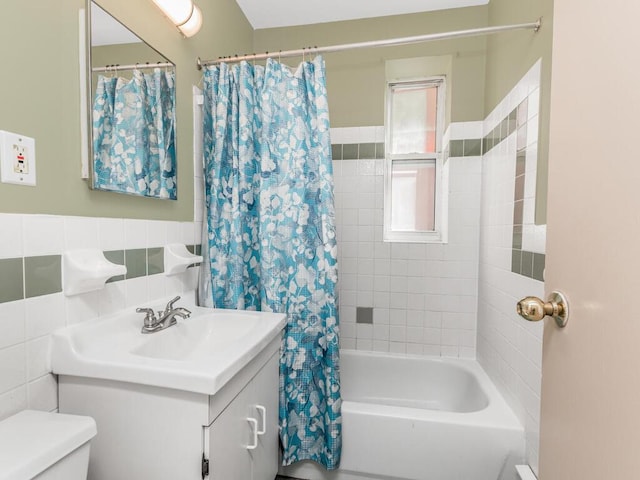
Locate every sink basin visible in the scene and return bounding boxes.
[131,313,262,361]
[51,300,286,395]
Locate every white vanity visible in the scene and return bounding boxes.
[51,299,286,480]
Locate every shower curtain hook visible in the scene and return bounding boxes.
[278,50,281,63]
[303,47,306,63]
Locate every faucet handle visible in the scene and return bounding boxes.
[136,307,157,326]
[164,296,181,312]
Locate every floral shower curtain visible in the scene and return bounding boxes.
[199,57,341,469]
[92,68,176,199]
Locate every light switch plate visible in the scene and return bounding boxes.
[0,130,37,186]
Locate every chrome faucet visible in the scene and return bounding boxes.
[136,296,191,334]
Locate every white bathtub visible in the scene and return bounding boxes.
[280,350,524,480]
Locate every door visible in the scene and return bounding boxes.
[540,0,640,478]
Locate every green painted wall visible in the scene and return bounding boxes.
[91,42,167,94]
[91,42,166,68]
[484,0,553,223]
[253,7,489,127]
[0,0,252,220]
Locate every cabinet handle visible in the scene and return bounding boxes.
[256,405,266,435]
[246,417,259,450]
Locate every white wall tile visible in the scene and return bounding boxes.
[124,219,148,249]
[448,121,483,140]
[147,220,167,248]
[65,216,99,250]
[341,338,356,349]
[389,342,406,354]
[25,293,65,340]
[0,386,27,422]
[26,336,50,381]
[441,345,459,358]
[27,374,57,412]
[0,214,23,259]
[356,324,373,339]
[182,222,197,245]
[356,338,373,351]
[406,344,423,355]
[99,281,127,317]
[423,345,441,356]
[0,301,26,349]
[341,322,356,339]
[372,340,390,353]
[23,216,64,256]
[147,274,167,302]
[477,62,543,474]
[65,291,100,325]
[98,218,125,251]
[0,344,26,394]
[358,159,376,175]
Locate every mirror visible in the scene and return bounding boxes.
[87,1,177,200]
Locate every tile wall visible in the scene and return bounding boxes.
[0,214,202,421]
[331,125,482,357]
[476,60,544,474]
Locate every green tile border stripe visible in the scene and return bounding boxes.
[512,249,545,282]
[447,138,483,158]
[331,143,384,160]
[0,245,202,304]
[0,257,24,303]
[506,95,544,282]
[24,255,62,298]
[331,140,484,160]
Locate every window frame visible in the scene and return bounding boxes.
[383,76,448,244]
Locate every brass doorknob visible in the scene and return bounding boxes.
[516,291,569,328]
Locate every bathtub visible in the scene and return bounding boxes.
[280,350,524,480]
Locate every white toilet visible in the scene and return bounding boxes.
[0,410,96,480]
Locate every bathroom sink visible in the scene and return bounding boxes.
[131,313,262,361]
[51,300,286,395]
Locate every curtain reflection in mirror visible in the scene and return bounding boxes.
[92,68,176,199]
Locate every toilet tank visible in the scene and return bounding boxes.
[0,410,96,480]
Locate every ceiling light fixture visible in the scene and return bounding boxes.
[151,0,203,37]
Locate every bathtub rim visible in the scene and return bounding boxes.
[338,349,524,432]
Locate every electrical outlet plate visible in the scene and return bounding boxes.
[0,130,36,186]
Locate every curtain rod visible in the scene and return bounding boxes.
[196,18,541,69]
[92,62,173,73]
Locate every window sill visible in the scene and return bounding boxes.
[383,230,448,244]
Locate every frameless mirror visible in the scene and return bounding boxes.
[87,1,177,199]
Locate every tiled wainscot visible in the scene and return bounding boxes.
[0,214,202,421]
[331,125,481,358]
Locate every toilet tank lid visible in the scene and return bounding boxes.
[0,410,96,480]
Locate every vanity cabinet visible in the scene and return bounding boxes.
[207,352,279,480]
[58,335,282,480]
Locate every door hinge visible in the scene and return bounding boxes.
[201,453,210,479]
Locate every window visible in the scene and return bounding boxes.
[384,77,448,243]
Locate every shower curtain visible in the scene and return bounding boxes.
[92,68,176,199]
[199,56,341,469]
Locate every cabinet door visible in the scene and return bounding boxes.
[250,353,280,480]
[208,385,253,480]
